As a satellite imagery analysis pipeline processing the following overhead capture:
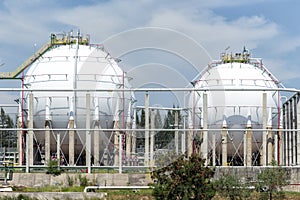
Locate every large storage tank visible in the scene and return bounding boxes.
[22,33,133,165]
[190,49,281,165]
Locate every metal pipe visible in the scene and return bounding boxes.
[84,186,153,193]
[0,87,298,92]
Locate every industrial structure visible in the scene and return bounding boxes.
[0,33,299,173]
[0,32,136,172]
[282,92,300,166]
[188,49,282,166]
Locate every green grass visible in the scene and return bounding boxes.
[10,185,300,200]
[13,185,85,192]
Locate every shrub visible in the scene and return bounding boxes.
[257,161,288,200]
[215,173,253,200]
[66,174,75,187]
[46,159,62,176]
[78,174,89,187]
[151,154,215,199]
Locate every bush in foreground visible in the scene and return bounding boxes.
[151,154,215,199]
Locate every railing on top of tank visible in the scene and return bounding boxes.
[22,74,133,86]
[194,78,277,87]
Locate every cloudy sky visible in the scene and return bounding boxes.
[0,0,299,107]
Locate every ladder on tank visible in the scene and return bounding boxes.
[0,33,90,79]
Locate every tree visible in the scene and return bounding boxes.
[135,109,140,125]
[155,107,182,150]
[151,154,216,199]
[257,161,288,200]
[215,173,253,200]
[154,109,163,131]
[135,109,144,151]
[140,109,145,127]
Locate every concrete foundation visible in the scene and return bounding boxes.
[4,167,300,193]
[9,173,152,188]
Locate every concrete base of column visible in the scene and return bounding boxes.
[68,119,75,166]
[93,122,100,166]
[45,121,51,165]
[221,128,227,166]
[187,129,193,157]
[246,128,252,166]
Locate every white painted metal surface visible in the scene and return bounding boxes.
[24,44,132,129]
[22,41,133,161]
[190,53,281,159]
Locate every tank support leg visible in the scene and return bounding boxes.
[274,132,278,164]
[267,127,273,165]
[125,102,132,166]
[246,126,252,166]
[68,119,75,166]
[86,94,91,173]
[113,120,120,167]
[278,127,283,165]
[221,124,227,166]
[56,132,60,165]
[93,97,100,166]
[45,121,50,165]
[125,121,131,166]
[262,93,267,166]
[29,94,34,166]
[201,93,208,165]
[93,122,100,166]
[187,128,193,157]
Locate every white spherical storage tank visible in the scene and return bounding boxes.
[189,50,281,166]
[22,33,133,165]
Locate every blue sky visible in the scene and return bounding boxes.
[0,0,299,106]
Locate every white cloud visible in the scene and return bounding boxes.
[264,58,300,82]
[0,0,298,89]
[145,9,279,59]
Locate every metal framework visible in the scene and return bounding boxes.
[0,87,297,174]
